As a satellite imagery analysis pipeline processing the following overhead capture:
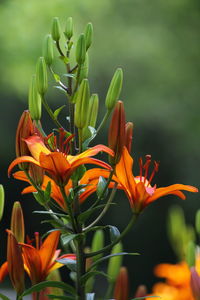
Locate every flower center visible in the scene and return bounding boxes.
[45,128,74,155]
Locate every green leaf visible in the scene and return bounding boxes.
[86,293,95,300]
[44,181,51,201]
[59,55,69,64]
[82,127,97,150]
[56,258,77,272]
[96,176,108,198]
[54,105,66,119]
[0,294,11,300]
[20,281,76,298]
[81,270,109,284]
[33,211,69,218]
[48,296,75,300]
[109,225,120,242]
[63,73,76,79]
[90,252,139,270]
[61,233,79,246]
[54,85,68,94]
[53,73,61,82]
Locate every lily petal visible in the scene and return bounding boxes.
[8,156,40,177]
[25,135,50,161]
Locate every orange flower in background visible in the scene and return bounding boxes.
[113,147,198,213]
[8,134,114,185]
[146,259,200,300]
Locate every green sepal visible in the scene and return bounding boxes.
[19,281,76,298]
[53,105,66,120]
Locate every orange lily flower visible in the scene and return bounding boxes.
[113,147,198,213]
[8,135,113,185]
[20,230,76,284]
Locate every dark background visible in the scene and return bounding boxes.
[0,0,200,296]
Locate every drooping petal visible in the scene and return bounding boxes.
[71,157,112,171]
[8,156,40,177]
[147,184,198,204]
[0,262,8,282]
[25,135,50,161]
[39,231,60,276]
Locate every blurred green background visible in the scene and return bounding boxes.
[0,0,200,296]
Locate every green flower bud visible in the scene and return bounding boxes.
[84,22,93,50]
[51,17,61,42]
[107,243,123,283]
[91,230,104,262]
[36,57,48,95]
[28,74,42,120]
[43,34,54,66]
[186,240,196,268]
[105,68,123,111]
[79,53,89,82]
[195,210,200,235]
[0,185,5,221]
[82,93,99,141]
[75,79,90,129]
[76,33,86,65]
[64,17,73,40]
[11,202,25,243]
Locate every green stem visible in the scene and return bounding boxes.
[56,40,65,57]
[41,95,63,128]
[85,213,139,258]
[35,120,46,136]
[75,236,86,300]
[78,128,83,153]
[96,110,111,135]
[105,282,114,300]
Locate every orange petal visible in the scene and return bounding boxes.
[25,135,50,161]
[39,231,60,276]
[13,171,29,182]
[8,156,40,177]
[71,157,112,171]
[48,253,76,273]
[0,262,8,282]
[147,184,198,204]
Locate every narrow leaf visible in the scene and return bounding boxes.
[81,270,109,284]
[0,294,11,300]
[109,225,120,242]
[56,258,77,272]
[54,105,66,119]
[61,233,79,246]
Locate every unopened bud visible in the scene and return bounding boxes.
[28,75,42,120]
[108,101,125,165]
[0,185,4,221]
[11,202,25,243]
[75,79,90,129]
[191,267,200,300]
[91,230,104,262]
[196,210,200,235]
[76,33,86,65]
[186,241,196,268]
[84,22,93,50]
[43,34,54,66]
[51,17,61,42]
[64,17,73,40]
[125,122,133,153]
[107,242,123,283]
[29,164,44,186]
[114,267,129,300]
[7,230,24,295]
[134,285,147,298]
[105,68,123,111]
[36,57,48,95]
[79,53,89,82]
[82,93,99,141]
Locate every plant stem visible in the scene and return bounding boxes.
[41,95,63,128]
[96,110,111,135]
[85,213,139,259]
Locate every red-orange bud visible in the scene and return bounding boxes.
[16,111,35,170]
[7,230,24,295]
[191,267,200,300]
[134,285,147,298]
[29,164,44,186]
[108,101,125,165]
[125,122,133,154]
[113,267,129,300]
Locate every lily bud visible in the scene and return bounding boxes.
[10,202,25,243]
[108,101,125,165]
[7,230,24,295]
[195,210,200,235]
[91,230,104,262]
[64,17,73,40]
[51,17,61,42]
[82,93,99,141]
[134,285,147,297]
[29,74,42,120]
[36,57,48,95]
[186,241,196,268]
[107,242,123,283]
[15,111,34,170]
[75,79,90,129]
[125,122,134,153]
[0,185,4,221]
[84,22,93,50]
[113,267,129,300]
[105,68,123,111]
[76,33,86,65]
[79,53,89,82]
[191,267,200,300]
[43,34,54,66]
[29,164,44,186]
